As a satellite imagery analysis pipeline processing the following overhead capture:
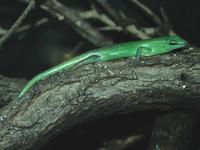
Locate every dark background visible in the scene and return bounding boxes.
[0,0,199,79]
[0,0,199,149]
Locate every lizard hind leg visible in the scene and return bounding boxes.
[127,46,150,67]
[134,46,151,66]
[72,54,101,69]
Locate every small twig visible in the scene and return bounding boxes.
[0,27,7,36]
[0,18,49,37]
[15,18,49,33]
[160,7,170,25]
[130,0,162,25]
[140,27,158,36]
[96,0,150,39]
[0,0,35,49]
[96,0,130,26]
[160,7,176,35]
[98,26,122,31]
[98,135,143,150]
[42,0,113,47]
[125,25,150,39]
[88,2,149,39]
[80,9,117,27]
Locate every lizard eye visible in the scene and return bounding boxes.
[169,40,178,45]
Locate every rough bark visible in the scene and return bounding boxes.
[148,111,196,150]
[0,76,26,107]
[0,48,199,150]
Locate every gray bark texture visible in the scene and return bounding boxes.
[148,111,196,150]
[0,48,199,150]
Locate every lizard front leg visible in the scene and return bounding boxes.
[135,46,151,65]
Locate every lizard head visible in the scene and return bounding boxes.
[141,35,188,56]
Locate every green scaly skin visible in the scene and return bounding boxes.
[18,35,188,99]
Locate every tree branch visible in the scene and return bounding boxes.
[0,48,199,149]
[96,0,150,39]
[148,111,196,150]
[41,0,113,47]
[130,0,162,25]
[0,0,35,49]
[0,75,26,107]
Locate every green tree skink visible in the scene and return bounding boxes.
[18,35,188,99]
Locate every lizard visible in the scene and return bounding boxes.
[17,35,188,99]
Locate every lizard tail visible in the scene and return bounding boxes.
[17,52,101,99]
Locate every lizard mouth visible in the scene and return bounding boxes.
[179,40,188,45]
[169,40,188,46]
